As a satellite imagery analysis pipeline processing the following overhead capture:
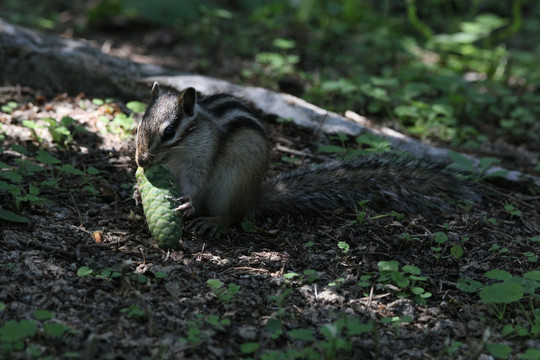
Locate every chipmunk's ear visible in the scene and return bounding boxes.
[179,87,197,117]
[150,82,160,101]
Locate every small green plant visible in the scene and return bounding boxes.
[120,305,146,320]
[276,117,294,124]
[380,315,414,330]
[337,241,350,254]
[241,217,256,232]
[401,232,420,242]
[351,200,403,227]
[503,202,522,218]
[262,316,372,360]
[0,310,76,358]
[0,148,53,222]
[55,163,100,195]
[489,243,510,256]
[178,313,231,349]
[98,100,144,138]
[240,342,260,355]
[263,318,283,341]
[444,340,463,356]
[23,116,86,148]
[351,199,370,226]
[328,277,345,289]
[318,133,391,160]
[179,314,205,348]
[283,269,319,284]
[206,279,240,303]
[206,314,231,330]
[77,265,122,281]
[357,275,372,288]
[267,289,292,319]
[458,270,540,338]
[1,101,18,113]
[486,343,513,359]
[447,152,508,181]
[431,231,448,259]
[244,37,299,86]
[377,260,432,305]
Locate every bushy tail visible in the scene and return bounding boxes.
[256,153,478,217]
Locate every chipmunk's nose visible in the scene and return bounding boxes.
[136,153,151,168]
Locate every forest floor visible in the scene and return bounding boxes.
[1,27,540,360]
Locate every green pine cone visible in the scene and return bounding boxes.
[136,165,184,250]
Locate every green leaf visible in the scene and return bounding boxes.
[0,208,29,223]
[284,272,299,279]
[433,232,448,244]
[0,319,37,342]
[0,180,18,191]
[60,116,75,126]
[518,348,540,359]
[402,265,421,275]
[394,105,419,118]
[127,101,146,113]
[272,37,295,50]
[87,166,100,175]
[34,309,53,320]
[22,119,41,129]
[317,145,347,154]
[480,282,523,304]
[207,278,223,289]
[346,320,372,336]
[338,241,350,253]
[56,164,85,176]
[484,269,512,281]
[378,260,399,273]
[448,151,475,173]
[486,343,512,359]
[456,278,483,293]
[265,318,283,337]
[240,342,260,354]
[10,144,29,155]
[154,272,166,279]
[77,266,93,277]
[0,302,6,312]
[524,270,540,281]
[206,315,220,326]
[36,149,61,165]
[451,245,464,259]
[43,322,68,338]
[241,218,256,232]
[0,170,23,182]
[321,78,357,94]
[227,283,240,295]
[411,286,425,295]
[288,328,314,341]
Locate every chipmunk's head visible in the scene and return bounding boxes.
[135,82,198,168]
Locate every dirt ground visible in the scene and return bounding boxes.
[1,29,539,360]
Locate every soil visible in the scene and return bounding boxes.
[1,27,539,360]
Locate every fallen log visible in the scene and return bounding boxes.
[0,19,538,189]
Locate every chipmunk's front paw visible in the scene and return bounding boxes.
[174,196,196,218]
[186,216,224,237]
[132,186,142,205]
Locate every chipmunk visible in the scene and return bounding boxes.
[135,82,477,234]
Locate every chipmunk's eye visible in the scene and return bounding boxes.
[162,125,176,142]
